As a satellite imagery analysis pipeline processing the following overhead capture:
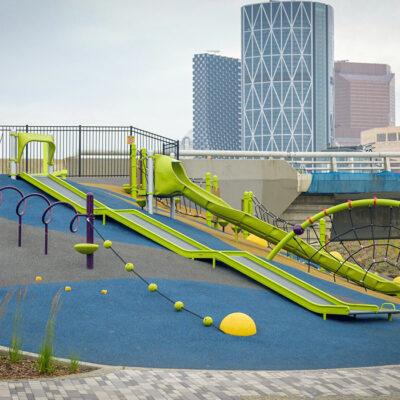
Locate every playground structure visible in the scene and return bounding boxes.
[5,131,400,321]
[0,184,98,269]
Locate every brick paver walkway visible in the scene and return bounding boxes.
[1,365,400,399]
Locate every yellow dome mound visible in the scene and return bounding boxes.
[393,276,400,284]
[246,234,268,248]
[219,312,257,336]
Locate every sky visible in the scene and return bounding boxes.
[1,0,399,140]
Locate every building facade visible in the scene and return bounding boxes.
[360,126,400,152]
[241,1,334,152]
[192,53,241,150]
[334,61,396,147]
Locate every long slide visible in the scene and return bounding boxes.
[154,155,400,295]
[19,171,399,320]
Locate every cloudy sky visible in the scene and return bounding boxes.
[1,0,399,140]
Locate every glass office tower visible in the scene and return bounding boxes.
[241,1,334,151]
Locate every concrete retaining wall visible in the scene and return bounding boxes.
[182,158,303,215]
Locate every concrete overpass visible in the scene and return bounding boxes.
[180,150,400,225]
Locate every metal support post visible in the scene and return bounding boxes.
[86,193,95,269]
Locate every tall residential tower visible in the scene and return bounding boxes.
[193,53,241,150]
[241,1,334,152]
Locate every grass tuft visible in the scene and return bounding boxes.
[37,289,62,375]
[9,287,27,363]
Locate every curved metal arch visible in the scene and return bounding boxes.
[16,193,51,217]
[0,186,24,205]
[268,198,400,261]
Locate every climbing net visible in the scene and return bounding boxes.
[286,199,400,285]
[252,195,292,231]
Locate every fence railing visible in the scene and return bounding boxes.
[180,150,400,173]
[0,125,179,177]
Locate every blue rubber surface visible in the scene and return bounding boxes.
[0,277,399,370]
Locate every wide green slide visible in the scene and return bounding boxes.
[19,171,399,319]
[154,155,400,295]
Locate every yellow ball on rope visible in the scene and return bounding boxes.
[174,301,184,311]
[125,263,135,272]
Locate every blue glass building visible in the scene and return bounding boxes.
[193,53,241,150]
[241,1,334,152]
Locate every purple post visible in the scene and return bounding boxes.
[86,192,94,269]
[18,215,22,247]
[44,224,48,255]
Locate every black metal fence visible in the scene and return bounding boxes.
[0,125,179,177]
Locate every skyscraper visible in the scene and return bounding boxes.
[334,61,396,146]
[241,1,334,152]
[193,53,241,150]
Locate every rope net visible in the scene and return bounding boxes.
[295,204,400,284]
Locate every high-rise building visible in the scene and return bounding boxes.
[193,53,241,150]
[334,61,396,146]
[241,1,334,152]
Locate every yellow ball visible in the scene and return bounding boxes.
[100,289,108,295]
[35,276,43,282]
[174,301,184,311]
[148,283,158,292]
[103,240,112,249]
[203,316,213,327]
[64,286,72,292]
[125,262,135,272]
[393,276,400,284]
[219,312,256,336]
[246,234,268,247]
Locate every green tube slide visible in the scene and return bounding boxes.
[153,155,400,295]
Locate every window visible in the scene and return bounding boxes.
[377,133,386,142]
[388,133,397,142]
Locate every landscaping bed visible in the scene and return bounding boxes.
[0,350,95,380]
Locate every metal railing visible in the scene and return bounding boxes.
[0,125,179,177]
[180,150,400,173]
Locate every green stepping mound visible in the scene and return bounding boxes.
[74,243,99,255]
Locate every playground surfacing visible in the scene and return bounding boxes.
[0,176,400,372]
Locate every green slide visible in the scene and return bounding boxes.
[18,172,399,319]
[153,155,400,295]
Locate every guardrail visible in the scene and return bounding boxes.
[179,150,400,173]
[0,125,179,177]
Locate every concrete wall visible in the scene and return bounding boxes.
[182,158,303,215]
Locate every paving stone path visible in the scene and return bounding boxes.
[1,365,400,399]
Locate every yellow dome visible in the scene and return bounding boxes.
[219,312,257,336]
[393,276,400,284]
[330,251,344,262]
[246,234,268,248]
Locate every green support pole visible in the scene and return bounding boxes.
[205,172,212,227]
[319,217,326,247]
[212,175,219,228]
[42,142,49,176]
[140,148,147,196]
[248,191,254,216]
[242,191,249,238]
[130,142,137,199]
